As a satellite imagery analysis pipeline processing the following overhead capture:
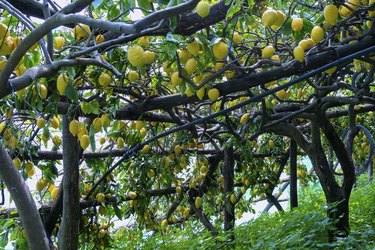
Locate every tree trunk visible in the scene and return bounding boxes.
[223,147,235,232]
[59,115,81,249]
[0,144,50,250]
[289,140,298,209]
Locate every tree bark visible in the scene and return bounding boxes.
[290,140,298,209]
[223,147,235,232]
[59,115,81,249]
[0,144,50,250]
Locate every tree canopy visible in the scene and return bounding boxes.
[0,0,375,249]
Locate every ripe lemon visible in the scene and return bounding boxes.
[51,187,59,200]
[187,41,200,56]
[74,24,91,40]
[178,49,191,63]
[161,219,168,228]
[80,134,90,150]
[129,191,137,199]
[39,84,48,99]
[128,70,139,83]
[138,36,149,46]
[311,26,324,43]
[233,31,242,43]
[51,115,60,129]
[99,136,106,145]
[195,196,203,208]
[117,137,124,148]
[230,194,236,204]
[185,58,198,75]
[325,66,337,74]
[141,144,150,153]
[208,88,220,101]
[262,45,275,58]
[196,87,205,100]
[298,39,312,50]
[174,145,182,155]
[54,36,65,49]
[291,18,303,32]
[95,34,105,44]
[273,11,286,27]
[339,0,360,17]
[52,135,62,146]
[261,9,277,27]
[36,118,46,129]
[213,41,228,60]
[93,118,102,132]
[196,1,210,18]
[101,113,111,128]
[171,72,183,86]
[96,193,105,203]
[240,113,250,124]
[268,139,274,148]
[98,72,111,86]
[293,46,304,62]
[276,89,287,99]
[127,45,145,68]
[13,157,22,170]
[0,23,9,40]
[324,5,338,27]
[271,55,280,62]
[69,119,79,136]
[144,50,155,64]
[57,73,69,95]
[0,36,14,56]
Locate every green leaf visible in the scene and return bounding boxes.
[92,0,104,9]
[226,1,241,20]
[89,125,96,152]
[169,16,177,32]
[137,0,152,11]
[166,32,179,44]
[65,84,78,103]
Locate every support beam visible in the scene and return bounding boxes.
[290,140,298,209]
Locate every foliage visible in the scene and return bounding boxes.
[127,180,375,249]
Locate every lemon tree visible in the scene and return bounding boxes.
[0,0,374,249]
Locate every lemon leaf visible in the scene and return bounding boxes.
[65,84,78,103]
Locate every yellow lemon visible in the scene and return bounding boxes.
[240,113,250,124]
[185,58,198,75]
[51,187,59,200]
[80,134,90,150]
[195,196,203,208]
[208,88,220,101]
[95,34,105,44]
[93,117,102,132]
[293,46,304,62]
[196,1,210,18]
[141,144,150,153]
[230,194,236,204]
[74,24,91,40]
[187,41,200,56]
[128,70,139,83]
[171,72,183,86]
[98,72,111,86]
[261,9,278,27]
[117,137,124,148]
[54,36,65,49]
[138,36,149,46]
[262,45,275,58]
[324,5,339,27]
[96,193,105,203]
[196,87,205,100]
[129,191,137,199]
[57,73,69,95]
[36,118,46,129]
[144,50,155,64]
[213,41,228,60]
[273,10,286,27]
[127,45,145,68]
[291,18,303,31]
[69,119,79,136]
[311,26,324,43]
[51,115,60,129]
